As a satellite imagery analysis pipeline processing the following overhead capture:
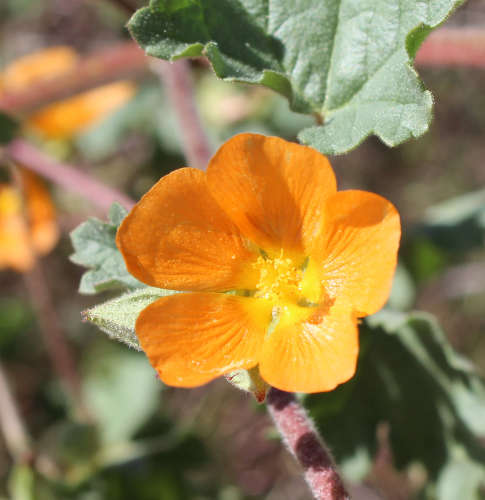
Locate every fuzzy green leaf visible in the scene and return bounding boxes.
[129,0,463,154]
[306,310,485,489]
[70,203,144,294]
[83,287,177,350]
[82,342,161,444]
[435,457,485,500]
[417,188,485,253]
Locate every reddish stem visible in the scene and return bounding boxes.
[151,59,213,170]
[5,139,135,212]
[266,388,350,500]
[416,28,485,68]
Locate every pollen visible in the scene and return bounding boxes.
[253,250,322,308]
[253,252,301,302]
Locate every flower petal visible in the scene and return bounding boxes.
[117,168,257,291]
[0,185,35,272]
[20,170,59,256]
[27,82,135,139]
[320,190,401,317]
[259,303,359,393]
[136,293,272,387]
[1,46,77,92]
[207,133,337,254]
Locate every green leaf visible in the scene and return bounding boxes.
[8,465,35,500]
[417,188,485,253]
[83,287,177,350]
[0,111,19,144]
[386,262,416,311]
[70,203,145,294]
[82,341,162,445]
[129,0,463,154]
[368,310,485,437]
[306,310,485,487]
[38,421,100,469]
[435,457,485,500]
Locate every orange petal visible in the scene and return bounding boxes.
[259,302,359,393]
[136,293,272,387]
[27,81,135,139]
[319,190,401,317]
[20,170,59,255]
[117,168,258,291]
[0,185,35,272]
[206,133,337,254]
[1,46,77,92]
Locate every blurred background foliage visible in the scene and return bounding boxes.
[1,1,485,499]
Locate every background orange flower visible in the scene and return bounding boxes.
[0,171,57,272]
[0,46,136,271]
[1,46,135,138]
[117,134,401,393]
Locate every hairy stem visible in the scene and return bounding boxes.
[266,388,350,500]
[4,139,135,212]
[151,59,213,170]
[0,362,32,463]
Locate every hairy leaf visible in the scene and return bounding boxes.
[129,0,463,154]
[82,341,161,444]
[83,287,177,350]
[70,203,144,294]
[417,188,485,253]
[306,310,485,492]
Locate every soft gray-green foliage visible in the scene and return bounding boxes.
[70,203,144,294]
[436,458,485,500]
[417,187,485,253]
[83,287,177,350]
[368,310,485,437]
[129,0,463,154]
[306,310,485,496]
[82,342,161,444]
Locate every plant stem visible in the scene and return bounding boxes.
[151,59,213,170]
[0,362,32,463]
[266,388,350,500]
[4,139,135,212]
[416,28,485,68]
[0,42,147,115]
[23,263,89,421]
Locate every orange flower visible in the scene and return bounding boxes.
[0,46,136,271]
[0,171,58,272]
[117,134,401,393]
[1,46,135,138]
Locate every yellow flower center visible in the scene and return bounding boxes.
[254,252,300,302]
[252,250,323,329]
